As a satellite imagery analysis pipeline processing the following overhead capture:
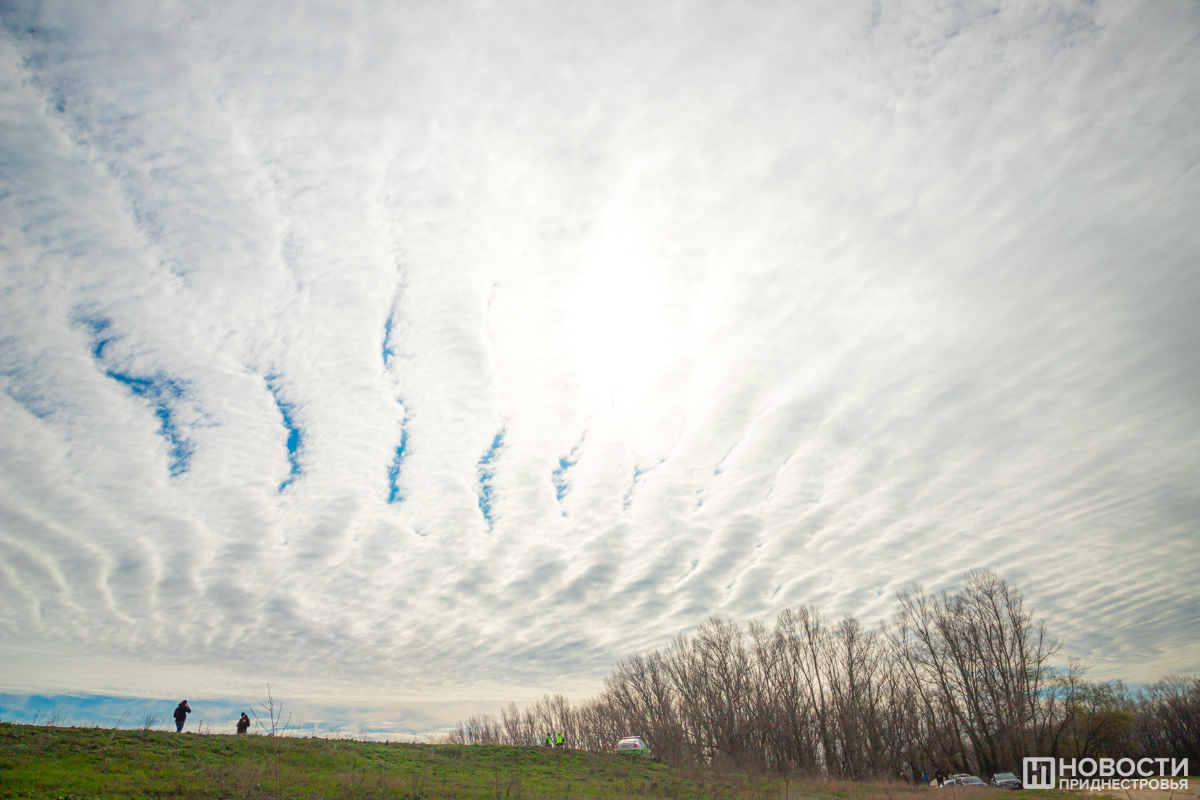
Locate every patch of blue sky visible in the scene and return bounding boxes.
[265,376,303,492]
[551,436,584,508]
[382,315,395,367]
[713,443,736,476]
[3,383,53,418]
[74,311,194,475]
[551,457,573,501]
[105,369,193,477]
[387,427,408,504]
[1,354,57,420]
[477,430,504,527]
[79,316,116,359]
[0,693,248,730]
[678,558,700,582]
[622,467,644,510]
[551,458,575,502]
[0,693,418,738]
[71,311,119,360]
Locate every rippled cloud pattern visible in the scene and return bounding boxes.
[1,0,1198,728]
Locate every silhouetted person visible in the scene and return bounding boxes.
[236,712,250,734]
[935,769,945,787]
[174,700,191,733]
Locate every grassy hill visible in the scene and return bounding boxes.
[0,721,1088,800]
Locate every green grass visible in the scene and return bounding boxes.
[0,722,1112,800]
[0,722,763,799]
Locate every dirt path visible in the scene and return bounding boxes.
[1077,784,1200,800]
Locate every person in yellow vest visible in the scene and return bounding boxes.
[555,731,564,748]
[545,732,553,747]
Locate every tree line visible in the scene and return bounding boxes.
[445,571,1199,778]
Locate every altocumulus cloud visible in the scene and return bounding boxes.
[1,0,1198,734]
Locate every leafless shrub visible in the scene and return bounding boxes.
[251,683,292,798]
[102,710,131,753]
[43,707,68,727]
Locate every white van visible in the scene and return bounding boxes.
[614,736,651,756]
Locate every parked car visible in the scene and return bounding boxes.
[957,776,988,788]
[614,736,651,756]
[992,773,1022,790]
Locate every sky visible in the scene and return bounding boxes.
[1,0,1198,739]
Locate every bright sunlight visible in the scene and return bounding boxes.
[566,221,674,410]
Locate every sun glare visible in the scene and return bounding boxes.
[567,223,673,410]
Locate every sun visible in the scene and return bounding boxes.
[566,221,674,411]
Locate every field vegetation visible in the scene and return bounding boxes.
[0,720,1081,800]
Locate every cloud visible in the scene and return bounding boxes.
[1,0,1198,733]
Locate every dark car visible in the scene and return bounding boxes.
[957,776,988,788]
[992,772,1023,790]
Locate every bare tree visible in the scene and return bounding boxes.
[892,571,1060,775]
[1138,676,1200,763]
[447,571,1192,781]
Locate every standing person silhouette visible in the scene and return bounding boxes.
[174,700,191,732]
[236,712,250,734]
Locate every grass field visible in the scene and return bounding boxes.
[0,721,1128,800]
